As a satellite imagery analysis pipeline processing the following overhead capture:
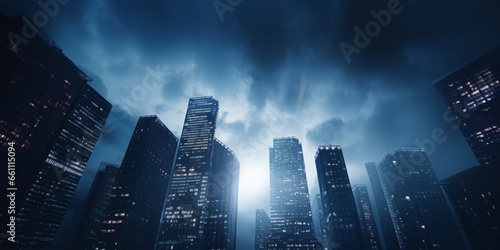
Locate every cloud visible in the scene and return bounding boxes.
[306,118,345,145]
[4,0,499,249]
[161,69,189,101]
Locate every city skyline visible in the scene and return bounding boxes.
[1,0,500,249]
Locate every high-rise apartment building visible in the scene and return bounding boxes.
[98,115,178,250]
[268,137,318,250]
[315,145,363,250]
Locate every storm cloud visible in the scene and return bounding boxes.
[4,0,499,249]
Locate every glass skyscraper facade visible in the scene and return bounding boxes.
[377,149,464,249]
[255,209,271,250]
[98,115,178,250]
[156,96,219,249]
[1,8,111,249]
[268,137,318,250]
[73,162,119,250]
[365,162,400,250]
[352,185,382,250]
[201,138,240,250]
[157,96,239,250]
[434,48,500,168]
[18,85,110,249]
[315,145,363,250]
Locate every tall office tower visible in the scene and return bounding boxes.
[311,194,328,249]
[365,162,400,250]
[440,166,500,249]
[0,9,111,248]
[315,145,363,250]
[98,116,178,250]
[156,96,220,249]
[377,148,464,250]
[72,162,119,249]
[352,185,382,250]
[255,209,271,250]
[19,84,110,249]
[434,48,500,168]
[201,138,240,250]
[268,137,318,250]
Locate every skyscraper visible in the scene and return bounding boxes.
[365,162,400,250]
[434,48,500,168]
[352,185,382,250]
[268,137,318,250]
[98,115,178,250]
[311,194,328,250]
[157,96,239,250]
[255,209,271,250]
[19,85,111,249]
[315,145,363,250]
[434,48,500,250]
[440,166,500,249]
[73,162,119,250]
[201,138,240,250]
[0,9,111,249]
[377,148,465,249]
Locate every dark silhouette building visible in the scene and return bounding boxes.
[156,96,239,250]
[18,84,110,249]
[98,115,178,250]
[73,162,119,250]
[268,137,318,250]
[434,48,500,168]
[201,138,240,250]
[440,166,500,249]
[0,10,111,247]
[315,145,363,250]
[352,185,382,250]
[377,149,465,250]
[434,48,500,250]
[255,209,271,250]
[312,194,328,249]
[365,162,400,250]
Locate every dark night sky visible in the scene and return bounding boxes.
[3,0,500,249]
